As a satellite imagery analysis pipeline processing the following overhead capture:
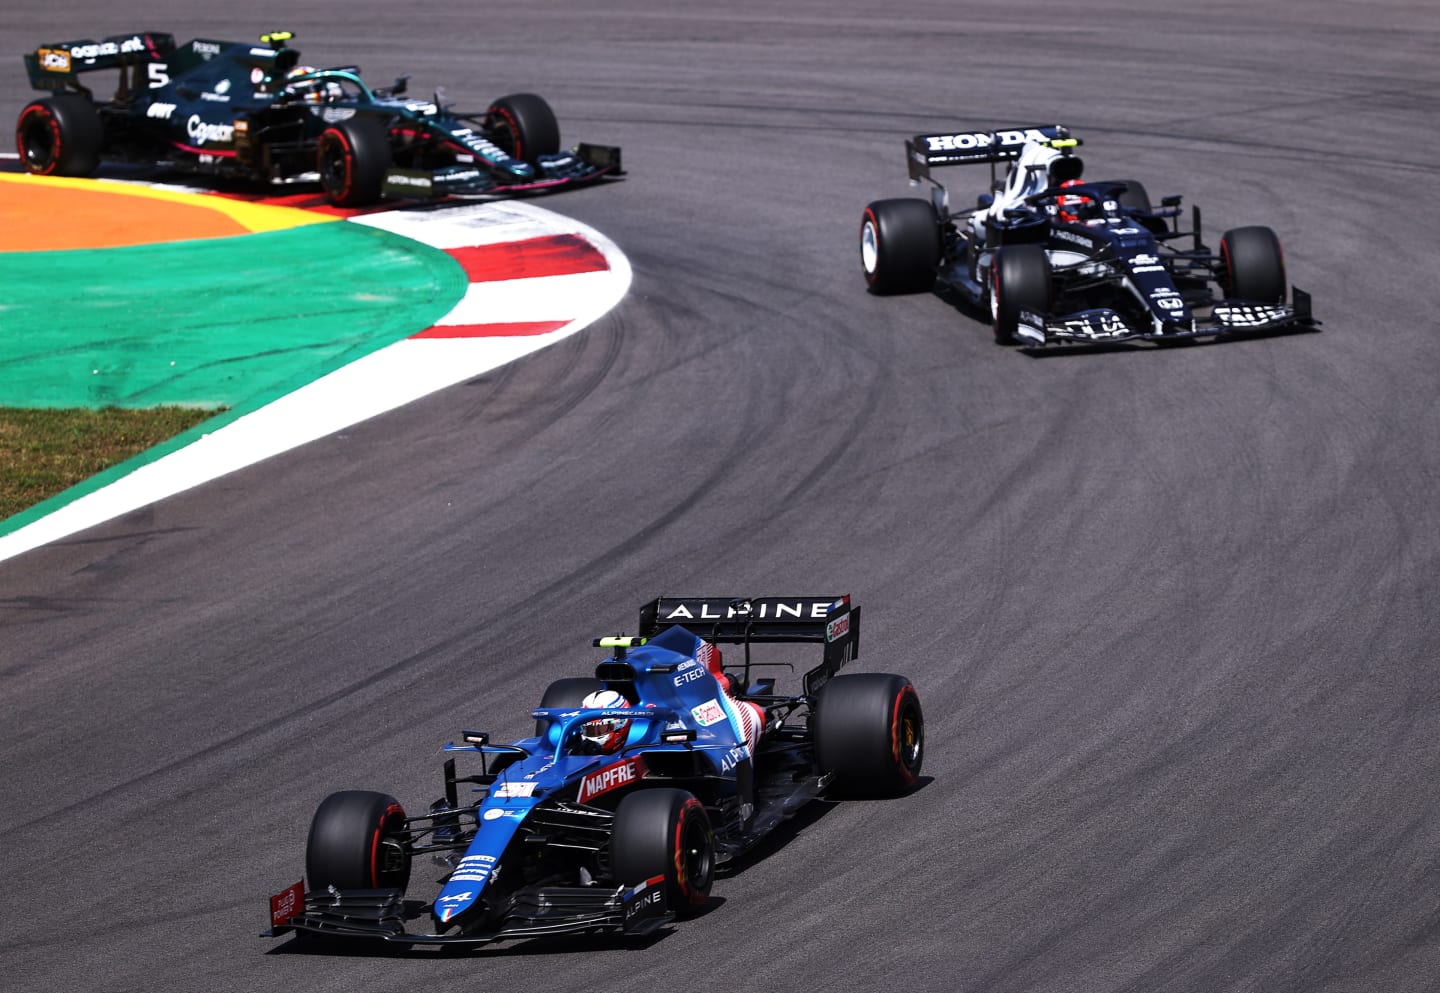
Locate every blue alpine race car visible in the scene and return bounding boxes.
[265,595,924,946]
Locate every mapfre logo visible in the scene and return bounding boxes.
[577,757,648,803]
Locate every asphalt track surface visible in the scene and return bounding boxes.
[1,2,1438,991]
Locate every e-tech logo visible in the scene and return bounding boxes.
[924,128,1054,153]
[674,666,706,687]
[577,757,648,803]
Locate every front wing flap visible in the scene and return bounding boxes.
[264,875,669,946]
[383,142,623,200]
[1019,288,1319,346]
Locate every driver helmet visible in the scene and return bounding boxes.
[1057,178,1094,224]
[579,689,631,753]
[287,65,342,103]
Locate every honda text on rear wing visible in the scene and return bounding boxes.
[907,124,1079,183]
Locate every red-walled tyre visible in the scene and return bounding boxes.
[486,93,560,165]
[611,788,714,917]
[317,117,391,206]
[16,95,103,177]
[815,673,924,797]
[1221,225,1287,303]
[305,790,412,893]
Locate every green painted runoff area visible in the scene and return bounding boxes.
[0,222,468,409]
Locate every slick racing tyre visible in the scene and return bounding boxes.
[611,788,715,917]
[1108,178,1152,212]
[486,93,561,165]
[16,95,103,177]
[1220,226,1287,303]
[536,676,604,737]
[815,672,924,797]
[305,790,412,893]
[317,117,391,207]
[860,198,941,294]
[990,243,1052,345]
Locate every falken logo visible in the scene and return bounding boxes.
[147,103,176,119]
[691,699,726,727]
[924,128,1054,152]
[577,757,648,803]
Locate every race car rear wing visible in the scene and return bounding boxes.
[638,595,860,695]
[907,124,1078,182]
[24,32,176,91]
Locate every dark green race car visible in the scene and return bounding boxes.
[16,30,622,205]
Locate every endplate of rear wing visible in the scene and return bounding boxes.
[638,595,860,695]
[907,124,1079,182]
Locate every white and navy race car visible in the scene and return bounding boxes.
[859,124,1318,346]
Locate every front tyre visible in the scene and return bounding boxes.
[16,95,103,177]
[990,243,1052,344]
[860,198,941,294]
[536,675,604,737]
[305,790,412,893]
[815,673,924,797]
[486,93,561,165]
[611,788,714,918]
[1220,226,1287,304]
[317,117,391,207]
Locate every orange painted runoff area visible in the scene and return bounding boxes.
[0,173,335,251]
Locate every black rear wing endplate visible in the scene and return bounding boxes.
[638,596,860,695]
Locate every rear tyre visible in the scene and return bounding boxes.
[860,198,941,294]
[814,673,924,797]
[1220,226,1287,303]
[305,790,412,893]
[989,243,1052,344]
[486,93,561,165]
[536,676,604,737]
[611,788,714,917]
[16,95,102,177]
[1108,178,1152,212]
[317,117,391,207]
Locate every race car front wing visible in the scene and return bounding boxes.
[1018,287,1318,346]
[264,874,669,947]
[383,142,623,200]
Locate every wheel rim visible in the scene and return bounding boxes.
[896,702,923,776]
[19,110,57,172]
[860,219,879,275]
[677,811,713,899]
[989,262,1001,322]
[318,133,350,200]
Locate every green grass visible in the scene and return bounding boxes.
[0,407,219,522]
